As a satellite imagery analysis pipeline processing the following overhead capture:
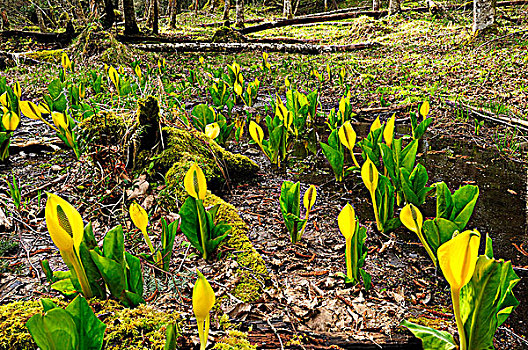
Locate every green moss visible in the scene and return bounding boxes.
[212,27,247,43]
[0,298,181,350]
[406,316,449,330]
[155,126,258,208]
[24,49,64,64]
[213,330,256,350]
[78,111,130,148]
[204,195,269,302]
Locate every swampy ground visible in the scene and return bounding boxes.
[0,3,527,349]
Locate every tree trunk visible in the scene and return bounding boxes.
[0,10,9,30]
[388,0,401,14]
[36,8,46,32]
[234,0,244,28]
[123,0,140,34]
[372,0,380,11]
[223,0,230,25]
[169,0,180,28]
[75,0,86,21]
[152,0,159,34]
[102,0,115,29]
[283,0,293,18]
[473,0,497,32]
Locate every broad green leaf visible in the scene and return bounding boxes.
[48,79,63,99]
[102,225,125,266]
[422,218,459,256]
[125,251,144,297]
[65,295,106,350]
[179,197,205,255]
[435,182,454,220]
[451,185,479,230]
[89,250,126,299]
[401,320,456,350]
[460,255,520,349]
[320,142,344,181]
[41,299,58,313]
[26,308,77,350]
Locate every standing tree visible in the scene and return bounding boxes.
[169,0,180,28]
[473,0,496,33]
[102,0,115,29]
[372,0,380,11]
[283,0,293,19]
[234,0,244,28]
[388,0,401,15]
[123,0,140,34]
[223,0,230,25]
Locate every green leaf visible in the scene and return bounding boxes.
[434,182,454,220]
[164,322,180,350]
[320,142,344,181]
[48,79,63,99]
[400,140,418,172]
[51,277,78,297]
[65,295,106,350]
[179,197,205,255]
[41,299,58,313]
[89,250,126,300]
[102,225,125,265]
[450,185,479,230]
[53,94,67,113]
[26,308,77,350]
[401,320,456,350]
[460,255,520,349]
[125,252,144,298]
[422,218,459,256]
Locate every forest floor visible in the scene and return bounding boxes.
[0,3,527,349]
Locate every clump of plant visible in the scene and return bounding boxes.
[43,193,144,307]
[337,204,371,290]
[0,81,21,162]
[400,183,479,266]
[190,104,233,146]
[179,163,231,260]
[402,231,519,350]
[26,295,106,350]
[279,181,317,244]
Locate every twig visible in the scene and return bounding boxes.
[266,318,284,350]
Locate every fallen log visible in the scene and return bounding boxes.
[239,0,528,35]
[131,41,380,54]
[200,17,268,27]
[0,22,78,45]
[445,100,528,133]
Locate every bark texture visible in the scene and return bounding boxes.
[283,0,293,18]
[131,41,380,54]
[235,0,245,28]
[223,0,230,25]
[123,0,140,34]
[102,0,115,29]
[473,0,497,32]
[388,0,401,14]
[372,0,380,11]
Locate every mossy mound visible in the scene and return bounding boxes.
[212,27,247,43]
[72,24,134,65]
[205,194,269,302]
[79,111,131,148]
[0,298,181,350]
[146,126,258,202]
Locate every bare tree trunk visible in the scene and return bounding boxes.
[283,0,293,18]
[75,0,86,21]
[194,0,198,14]
[146,0,153,25]
[372,0,380,11]
[36,8,46,32]
[473,0,496,32]
[388,0,401,14]
[169,0,179,28]
[102,0,115,29]
[123,0,140,34]
[0,9,9,30]
[152,0,158,34]
[234,0,244,27]
[223,0,230,25]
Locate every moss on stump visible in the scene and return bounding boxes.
[212,27,247,43]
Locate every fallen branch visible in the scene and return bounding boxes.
[131,41,380,54]
[444,100,528,133]
[239,1,528,35]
